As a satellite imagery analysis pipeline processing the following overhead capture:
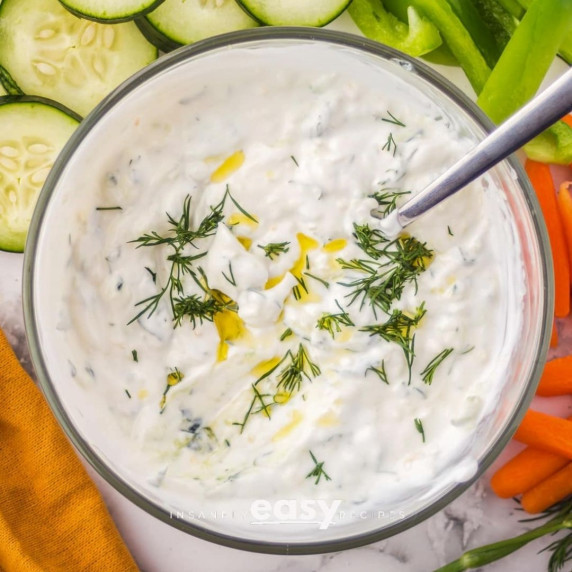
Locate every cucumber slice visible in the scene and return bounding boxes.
[0,0,158,117]
[0,96,80,252]
[138,0,259,52]
[236,0,352,26]
[58,0,166,23]
[0,64,24,96]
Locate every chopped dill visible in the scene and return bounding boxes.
[316,300,354,338]
[304,271,329,289]
[361,304,426,384]
[95,206,122,211]
[369,189,410,217]
[257,241,290,260]
[366,360,389,384]
[379,110,406,127]
[125,389,132,399]
[221,261,236,286]
[131,349,138,362]
[280,328,293,341]
[421,348,453,385]
[382,132,397,156]
[291,155,299,167]
[414,418,425,442]
[306,450,331,485]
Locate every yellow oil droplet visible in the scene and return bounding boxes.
[237,235,252,250]
[210,150,245,183]
[318,411,339,427]
[228,212,258,227]
[323,238,347,253]
[272,410,303,441]
[137,389,148,399]
[291,233,320,303]
[337,329,353,343]
[273,391,291,405]
[251,356,282,378]
[214,309,248,362]
[264,274,284,290]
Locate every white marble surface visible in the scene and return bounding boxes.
[2,17,572,569]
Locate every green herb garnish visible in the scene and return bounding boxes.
[257,241,290,260]
[131,349,138,362]
[379,110,406,127]
[366,360,389,384]
[316,300,354,338]
[414,418,425,442]
[306,450,332,485]
[361,304,426,384]
[421,348,453,385]
[382,132,397,156]
[95,206,122,211]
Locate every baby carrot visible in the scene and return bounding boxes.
[525,160,570,317]
[536,355,572,396]
[550,320,558,348]
[556,182,572,286]
[521,462,572,514]
[490,447,569,498]
[513,410,572,459]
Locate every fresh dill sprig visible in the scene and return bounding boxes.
[382,132,397,156]
[414,418,425,443]
[304,271,329,289]
[280,328,293,341]
[234,344,320,433]
[129,188,250,326]
[337,232,432,317]
[292,276,308,301]
[145,266,157,283]
[361,304,426,384]
[277,344,321,394]
[221,261,236,286]
[352,223,390,260]
[306,450,332,485]
[378,110,406,127]
[316,300,354,338]
[369,189,410,217]
[366,360,389,384]
[172,290,234,329]
[257,241,290,260]
[421,348,453,385]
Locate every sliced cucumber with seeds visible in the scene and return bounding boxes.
[0,96,80,252]
[0,0,157,117]
[137,0,259,52]
[0,64,24,96]
[58,0,167,24]
[236,0,352,26]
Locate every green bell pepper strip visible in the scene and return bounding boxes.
[495,0,525,19]
[524,122,572,165]
[405,0,492,93]
[472,0,517,56]
[477,0,572,124]
[514,0,572,64]
[348,0,442,57]
[444,0,502,67]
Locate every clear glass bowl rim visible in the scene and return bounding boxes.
[22,27,554,555]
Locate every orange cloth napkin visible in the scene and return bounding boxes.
[0,329,139,571]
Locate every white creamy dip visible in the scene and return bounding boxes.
[38,41,524,541]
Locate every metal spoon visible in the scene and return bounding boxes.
[371,67,572,236]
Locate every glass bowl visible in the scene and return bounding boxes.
[23,28,553,554]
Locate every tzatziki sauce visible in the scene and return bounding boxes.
[39,41,524,541]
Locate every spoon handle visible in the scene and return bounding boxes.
[373,68,572,229]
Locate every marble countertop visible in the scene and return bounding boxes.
[2,234,572,572]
